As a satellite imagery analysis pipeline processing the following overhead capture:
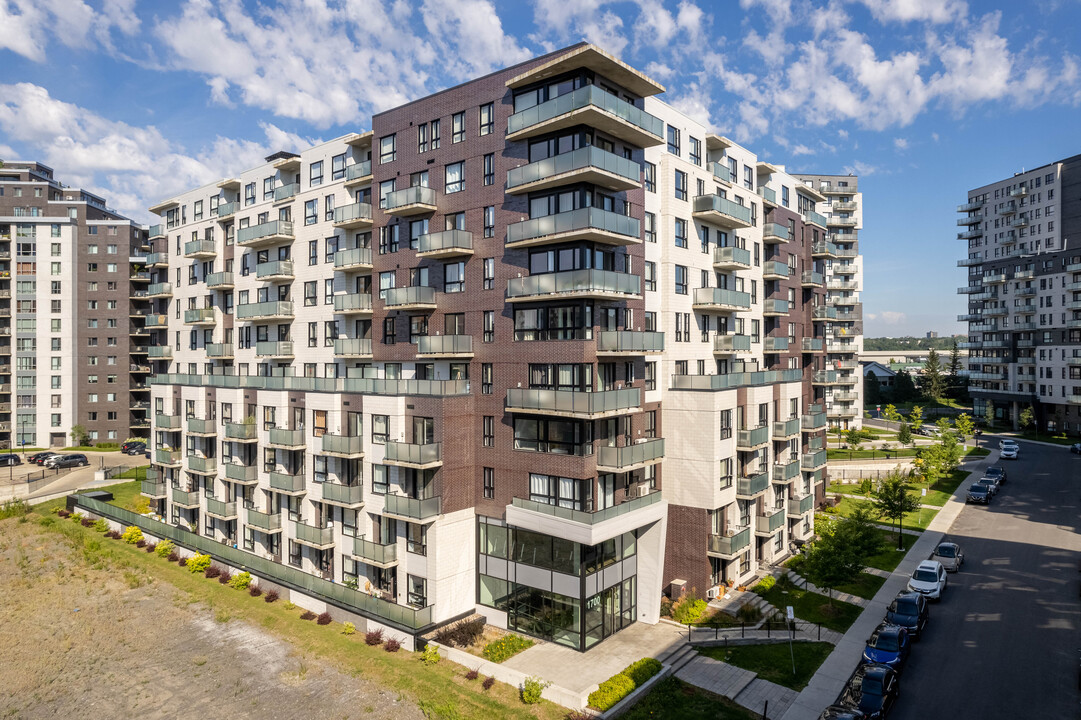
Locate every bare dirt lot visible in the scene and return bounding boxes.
[0,516,423,720]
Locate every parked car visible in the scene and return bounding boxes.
[121,440,145,453]
[885,591,929,639]
[122,442,146,456]
[818,707,864,720]
[862,623,911,673]
[974,476,1000,497]
[907,560,948,600]
[1070,443,1081,454]
[931,541,964,572]
[983,465,1007,484]
[44,453,89,469]
[28,451,56,465]
[1000,445,1019,460]
[966,483,991,504]
[836,663,900,719]
[999,439,1019,451]
[0,454,21,467]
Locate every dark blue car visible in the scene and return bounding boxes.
[837,663,900,719]
[862,623,910,673]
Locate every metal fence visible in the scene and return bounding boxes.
[687,615,826,644]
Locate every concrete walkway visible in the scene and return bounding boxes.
[779,449,999,720]
[675,653,801,719]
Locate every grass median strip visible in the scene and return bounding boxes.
[697,642,834,691]
[863,531,919,572]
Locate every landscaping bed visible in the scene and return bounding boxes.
[754,582,863,633]
[698,642,834,691]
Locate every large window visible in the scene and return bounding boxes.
[514,417,592,455]
[379,134,396,164]
[529,474,589,510]
[445,162,464,194]
[479,103,494,135]
[514,304,592,341]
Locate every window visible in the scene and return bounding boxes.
[331,152,346,180]
[417,122,428,152]
[689,137,701,166]
[244,182,255,205]
[444,261,465,293]
[382,317,396,345]
[644,162,656,192]
[644,261,656,291]
[445,162,464,193]
[482,363,493,394]
[304,281,317,306]
[430,119,441,149]
[483,417,494,447]
[407,575,427,608]
[675,265,688,294]
[674,170,687,201]
[483,467,494,499]
[645,362,656,391]
[483,154,494,186]
[304,199,317,225]
[483,206,495,238]
[379,134,396,163]
[452,111,465,143]
[674,218,688,248]
[644,212,656,243]
[483,310,495,342]
[309,239,318,266]
[479,102,494,135]
[666,125,680,155]
[324,195,335,222]
[371,415,389,444]
[407,523,427,556]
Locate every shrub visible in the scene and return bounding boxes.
[433,618,485,648]
[384,638,401,652]
[622,658,662,687]
[342,622,356,635]
[218,571,231,585]
[671,597,707,624]
[80,518,94,527]
[565,712,592,720]
[155,539,174,558]
[70,512,83,523]
[482,677,495,691]
[300,610,316,621]
[204,565,221,579]
[465,669,479,681]
[736,603,763,624]
[92,519,109,532]
[264,590,279,603]
[587,658,662,712]
[187,553,212,575]
[283,601,296,611]
[482,634,534,663]
[364,629,384,646]
[420,644,441,666]
[121,525,143,544]
[316,611,332,625]
[249,586,263,598]
[659,596,673,618]
[145,543,156,554]
[753,575,776,594]
[167,551,179,562]
[521,676,549,705]
[57,509,71,518]
[228,571,252,590]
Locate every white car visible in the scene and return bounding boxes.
[1000,445,1019,460]
[907,560,948,600]
[999,439,1019,451]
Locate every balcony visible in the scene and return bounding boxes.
[802,271,824,287]
[147,282,172,298]
[268,427,306,449]
[246,508,283,533]
[224,463,258,484]
[130,270,151,284]
[812,306,838,322]
[506,207,640,249]
[712,245,751,270]
[596,330,664,355]
[237,220,294,248]
[334,338,373,358]
[713,333,752,354]
[141,480,167,499]
[206,271,234,289]
[147,252,169,268]
[294,521,335,549]
[206,498,237,520]
[334,293,374,315]
[216,201,238,219]
[763,337,789,353]
[384,186,437,217]
[148,224,164,239]
[773,458,801,483]
[334,246,373,271]
[155,413,181,430]
[183,239,216,259]
[147,346,172,359]
[384,286,437,310]
[269,471,306,495]
[802,411,827,431]
[755,509,785,537]
[1000,200,1016,215]
[224,423,257,442]
[692,194,753,229]
[206,343,234,359]
[383,441,442,469]
[773,417,801,439]
[596,438,665,472]
[255,341,295,358]
[762,222,790,244]
[344,160,373,186]
[737,425,770,450]
[506,146,641,195]
[506,268,640,303]
[812,241,838,258]
[692,287,751,313]
[802,338,824,353]
[187,417,216,435]
[957,214,982,226]
[236,301,294,321]
[256,259,295,281]
[417,229,474,259]
[171,487,200,508]
[416,335,473,358]
[183,307,215,325]
[762,260,790,281]
[736,471,770,499]
[805,210,828,228]
[321,482,364,508]
[958,229,983,240]
[145,313,169,328]
[508,491,663,543]
[788,494,814,518]
[332,201,374,229]
[707,526,751,559]
[506,84,664,148]
[383,494,442,523]
[506,387,641,419]
[351,537,397,568]
[763,299,790,316]
[186,456,216,475]
[802,450,827,470]
[321,434,364,459]
[957,200,982,212]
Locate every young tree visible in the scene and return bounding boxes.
[897,422,913,448]
[872,471,923,549]
[802,525,864,605]
[909,405,924,433]
[1018,405,1035,432]
[883,404,901,430]
[920,432,962,487]
[982,402,995,429]
[954,413,974,442]
[947,338,962,380]
[70,424,89,447]
[845,428,864,455]
[935,416,952,435]
[919,349,946,400]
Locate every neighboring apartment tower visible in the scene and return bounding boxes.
[957,154,1081,432]
[0,161,150,450]
[794,173,864,429]
[143,44,842,649]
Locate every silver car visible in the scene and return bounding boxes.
[931,541,964,572]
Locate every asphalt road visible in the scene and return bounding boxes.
[890,436,1081,720]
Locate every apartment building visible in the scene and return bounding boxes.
[794,173,864,429]
[144,43,846,649]
[0,162,149,450]
[957,154,1081,432]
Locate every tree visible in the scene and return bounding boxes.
[909,406,924,433]
[1018,405,1035,432]
[920,432,962,487]
[982,402,995,429]
[70,424,89,447]
[883,404,901,430]
[834,503,886,559]
[897,422,913,447]
[919,349,946,400]
[864,376,884,406]
[946,339,962,381]
[954,413,974,442]
[872,471,923,549]
[802,520,864,605]
[845,428,864,455]
[893,370,918,402]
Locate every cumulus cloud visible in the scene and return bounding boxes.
[894,137,908,149]
[0,0,137,61]
[857,0,968,24]
[866,311,907,325]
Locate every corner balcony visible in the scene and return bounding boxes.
[206,498,237,520]
[224,463,258,484]
[155,413,181,430]
[762,222,791,244]
[293,521,335,550]
[384,186,437,217]
[813,370,839,386]
[755,508,785,537]
[147,346,172,359]
[384,286,437,311]
[506,387,641,420]
[417,229,473,259]
[416,334,473,358]
[147,252,169,268]
[773,417,801,440]
[236,301,294,321]
[713,333,752,355]
[148,224,165,240]
[183,307,215,326]
[351,537,397,568]
[762,261,790,281]
[383,441,442,469]
[692,194,753,229]
[957,214,982,226]
[206,271,234,289]
[788,493,814,518]
[246,508,282,534]
[826,342,856,354]
[802,450,827,470]
[805,210,828,228]
[506,145,641,195]
[344,160,373,187]
[147,282,172,298]
[506,207,640,249]
[596,438,665,473]
[273,182,299,203]
[237,220,294,248]
[206,343,234,359]
[334,338,373,358]
[957,200,982,212]
[692,287,751,313]
[802,338,824,353]
[736,471,770,499]
[382,494,442,523]
[506,268,641,303]
[141,480,167,499]
[321,481,364,508]
[596,330,664,356]
[505,84,664,148]
[269,470,306,495]
[256,259,295,282]
[332,201,374,229]
[334,293,374,316]
[958,229,982,240]
[507,491,664,546]
[713,245,751,270]
[334,246,373,272]
[267,427,306,449]
[957,257,984,268]
[813,306,838,322]
[224,423,257,442]
[256,341,294,358]
[171,487,200,508]
[708,526,751,559]
[737,425,770,450]
[812,241,838,258]
[763,337,789,353]
[763,298,790,316]
[802,411,827,431]
[802,271,824,288]
[321,434,364,459]
[187,417,216,436]
[183,239,216,259]
[216,201,238,219]
[773,458,801,483]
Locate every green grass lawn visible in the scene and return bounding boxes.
[833,571,887,600]
[621,677,759,720]
[862,531,919,572]
[1014,432,1076,447]
[697,642,834,691]
[830,497,938,533]
[755,584,863,633]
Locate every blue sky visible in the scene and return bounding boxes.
[2,0,1081,337]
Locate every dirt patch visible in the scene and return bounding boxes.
[0,517,424,720]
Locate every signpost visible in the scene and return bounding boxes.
[786,605,796,676]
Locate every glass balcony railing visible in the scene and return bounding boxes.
[334,246,373,269]
[155,413,181,429]
[334,293,374,313]
[216,201,238,217]
[813,306,838,321]
[206,498,237,518]
[506,207,640,246]
[352,537,397,565]
[802,338,824,352]
[184,239,216,257]
[147,282,172,297]
[596,330,664,354]
[346,160,372,181]
[187,417,215,434]
[236,301,294,320]
[758,185,777,204]
[321,482,364,505]
[813,371,838,384]
[333,338,373,356]
[184,307,215,324]
[146,252,169,266]
[708,526,751,556]
[714,334,751,353]
[268,427,305,447]
[764,337,789,352]
[186,456,216,474]
[756,509,785,535]
[506,268,640,300]
[171,487,200,506]
[206,271,234,289]
[147,346,172,359]
[237,220,293,245]
[383,494,442,521]
[788,494,814,516]
[156,449,180,465]
[506,85,663,142]
[805,210,828,227]
[148,224,164,238]
[692,287,751,310]
[417,229,473,256]
[141,480,166,497]
[596,438,665,470]
[737,472,770,497]
[712,245,751,268]
[273,183,299,202]
[246,508,282,532]
[333,202,373,225]
[416,335,473,356]
[670,368,803,391]
[692,194,753,225]
[506,387,641,417]
[802,450,827,469]
[762,222,790,242]
[802,271,824,286]
[269,471,306,493]
[737,425,770,448]
[773,458,801,483]
[384,286,436,308]
[384,186,437,213]
[511,490,661,526]
[256,341,294,357]
[763,299,790,314]
[206,343,233,358]
[506,146,641,191]
[773,417,801,438]
[153,372,471,397]
[383,441,442,466]
[294,521,334,547]
[763,260,790,278]
[256,259,294,279]
[224,463,257,482]
[321,434,364,457]
[224,423,257,441]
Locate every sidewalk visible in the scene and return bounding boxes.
[779,449,998,720]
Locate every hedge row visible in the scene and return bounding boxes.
[587,657,663,711]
